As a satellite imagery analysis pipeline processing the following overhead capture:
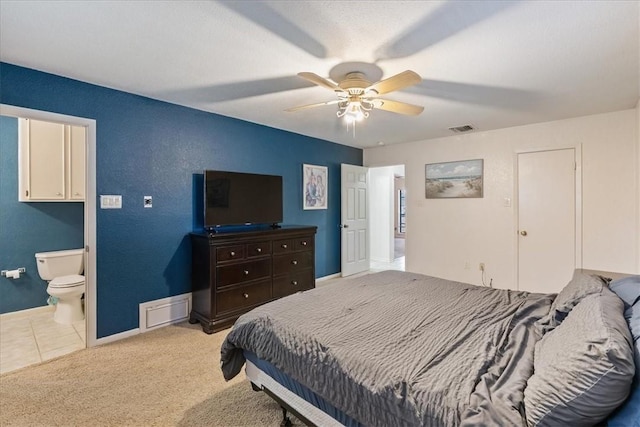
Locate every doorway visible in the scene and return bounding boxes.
[516,147,581,293]
[369,165,405,272]
[0,105,97,357]
[394,175,406,259]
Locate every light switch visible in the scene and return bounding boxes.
[100,195,122,209]
[503,197,511,207]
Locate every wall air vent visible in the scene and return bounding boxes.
[449,124,475,133]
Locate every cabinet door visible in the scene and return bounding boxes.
[25,119,66,200]
[68,125,86,200]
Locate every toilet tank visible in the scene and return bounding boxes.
[35,248,84,281]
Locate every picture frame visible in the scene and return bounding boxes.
[425,159,484,199]
[303,164,328,210]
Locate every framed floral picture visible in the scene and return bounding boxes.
[303,164,328,209]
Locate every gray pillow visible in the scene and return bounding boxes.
[536,269,606,332]
[609,275,640,308]
[524,287,635,426]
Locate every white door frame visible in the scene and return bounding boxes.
[1,104,98,347]
[513,145,582,290]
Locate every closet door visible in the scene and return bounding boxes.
[517,148,577,293]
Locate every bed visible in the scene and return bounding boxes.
[221,270,640,426]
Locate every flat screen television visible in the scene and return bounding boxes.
[204,170,283,229]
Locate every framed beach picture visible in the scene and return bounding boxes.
[425,159,484,198]
[303,164,328,209]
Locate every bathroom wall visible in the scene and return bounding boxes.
[0,62,363,338]
[0,116,84,314]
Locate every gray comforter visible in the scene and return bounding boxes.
[221,271,553,426]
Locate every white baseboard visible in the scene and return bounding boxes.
[316,273,341,282]
[0,305,54,321]
[95,328,140,346]
[139,292,192,333]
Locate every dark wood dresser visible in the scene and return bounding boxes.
[189,225,317,334]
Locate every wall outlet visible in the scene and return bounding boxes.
[479,263,485,272]
[144,196,152,208]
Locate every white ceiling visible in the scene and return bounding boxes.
[1,1,638,148]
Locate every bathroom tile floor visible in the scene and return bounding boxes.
[0,310,85,374]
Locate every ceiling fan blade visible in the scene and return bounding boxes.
[297,72,341,91]
[285,99,340,112]
[365,70,422,96]
[371,98,424,116]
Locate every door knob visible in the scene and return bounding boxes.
[339,224,349,228]
[520,230,528,236]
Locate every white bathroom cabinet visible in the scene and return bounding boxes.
[18,118,86,202]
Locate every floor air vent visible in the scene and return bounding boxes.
[449,124,475,133]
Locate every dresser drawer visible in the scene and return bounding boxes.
[247,241,271,258]
[217,259,271,287]
[272,271,314,299]
[216,280,271,314]
[293,236,313,250]
[273,251,313,275]
[272,238,291,254]
[216,245,245,262]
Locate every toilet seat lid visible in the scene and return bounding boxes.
[49,274,84,288]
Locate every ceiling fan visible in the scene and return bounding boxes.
[285,70,424,123]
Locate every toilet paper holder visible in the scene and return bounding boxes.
[1,268,26,279]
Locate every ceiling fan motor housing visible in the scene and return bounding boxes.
[339,72,372,93]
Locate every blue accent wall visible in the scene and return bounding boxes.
[0,116,84,313]
[0,62,362,337]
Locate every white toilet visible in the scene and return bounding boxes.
[35,248,85,325]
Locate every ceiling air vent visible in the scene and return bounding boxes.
[449,124,475,133]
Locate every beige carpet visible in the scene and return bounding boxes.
[0,322,301,426]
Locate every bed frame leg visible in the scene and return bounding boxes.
[280,406,293,427]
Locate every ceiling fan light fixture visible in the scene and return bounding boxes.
[337,100,369,122]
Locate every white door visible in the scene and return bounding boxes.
[517,148,576,293]
[341,164,369,276]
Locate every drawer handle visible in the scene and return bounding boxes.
[243,270,249,275]
[301,241,307,246]
[243,293,249,299]
[230,251,236,257]
[281,244,288,249]
[292,280,298,286]
[291,260,298,265]
[256,248,262,253]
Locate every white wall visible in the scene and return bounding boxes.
[364,109,640,289]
